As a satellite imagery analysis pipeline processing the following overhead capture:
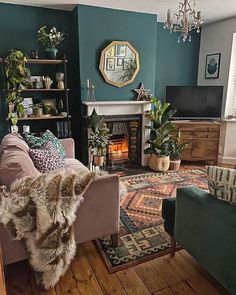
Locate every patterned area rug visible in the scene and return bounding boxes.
[95,169,208,272]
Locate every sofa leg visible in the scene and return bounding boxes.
[170,236,176,257]
[110,233,119,247]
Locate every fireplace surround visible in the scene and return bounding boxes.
[83,101,152,166]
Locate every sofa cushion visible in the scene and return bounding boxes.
[25,130,65,158]
[0,133,40,188]
[207,166,236,205]
[29,142,66,173]
[65,158,89,173]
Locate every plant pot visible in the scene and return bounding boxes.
[149,154,170,172]
[170,159,181,171]
[94,156,104,167]
[45,47,58,59]
[33,108,43,117]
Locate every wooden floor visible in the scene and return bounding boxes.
[5,241,229,295]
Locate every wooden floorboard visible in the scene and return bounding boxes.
[4,241,229,295]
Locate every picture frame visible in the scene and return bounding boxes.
[205,53,221,79]
[21,97,33,115]
[123,58,131,70]
[117,58,123,66]
[116,45,126,57]
[106,58,115,71]
[30,75,44,88]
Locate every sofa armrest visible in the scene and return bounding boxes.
[59,138,75,158]
[74,174,120,243]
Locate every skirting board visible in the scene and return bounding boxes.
[218,155,236,165]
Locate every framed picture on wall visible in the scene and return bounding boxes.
[205,53,221,79]
[106,58,115,71]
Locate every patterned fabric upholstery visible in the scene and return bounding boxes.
[29,142,66,173]
[207,166,236,205]
[25,130,65,158]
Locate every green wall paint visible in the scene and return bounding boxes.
[0,3,74,140]
[77,5,157,101]
[155,23,200,100]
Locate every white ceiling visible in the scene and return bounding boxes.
[1,0,236,24]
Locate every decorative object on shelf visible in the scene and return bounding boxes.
[37,26,65,59]
[169,131,188,170]
[23,125,30,134]
[30,50,39,59]
[56,72,64,89]
[5,50,31,123]
[134,82,150,101]
[99,41,140,88]
[163,0,204,43]
[144,98,176,171]
[57,97,64,112]
[205,53,221,79]
[30,76,43,89]
[85,79,96,102]
[9,112,19,133]
[43,76,53,89]
[32,103,43,117]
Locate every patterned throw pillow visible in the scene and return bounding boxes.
[207,166,236,205]
[29,142,66,173]
[25,130,65,159]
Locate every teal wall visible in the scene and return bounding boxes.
[77,5,157,101]
[155,23,200,100]
[0,3,74,140]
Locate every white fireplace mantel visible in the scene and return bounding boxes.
[82,100,152,166]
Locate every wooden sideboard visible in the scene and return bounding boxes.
[171,120,221,164]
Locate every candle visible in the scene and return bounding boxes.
[23,125,30,133]
[87,79,90,88]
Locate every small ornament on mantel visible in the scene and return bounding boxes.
[134,83,150,101]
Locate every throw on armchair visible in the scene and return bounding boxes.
[0,134,120,265]
[162,186,236,295]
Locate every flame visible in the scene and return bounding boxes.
[108,134,129,161]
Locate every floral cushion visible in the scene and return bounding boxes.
[206,166,236,205]
[29,142,66,173]
[25,130,65,158]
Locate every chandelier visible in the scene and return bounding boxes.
[163,0,204,43]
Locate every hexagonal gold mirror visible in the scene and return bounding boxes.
[99,41,140,88]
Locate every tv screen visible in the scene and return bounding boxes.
[166,86,223,119]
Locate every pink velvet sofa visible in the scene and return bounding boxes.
[0,133,120,265]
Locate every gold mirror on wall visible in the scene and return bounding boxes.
[99,41,140,88]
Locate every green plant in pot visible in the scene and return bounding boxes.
[37,26,65,59]
[144,98,176,171]
[5,50,31,128]
[32,103,43,117]
[169,131,188,170]
[88,109,110,167]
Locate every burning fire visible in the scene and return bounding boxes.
[108,134,129,161]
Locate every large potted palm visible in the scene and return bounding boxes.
[144,98,176,171]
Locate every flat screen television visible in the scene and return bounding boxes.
[166,86,223,119]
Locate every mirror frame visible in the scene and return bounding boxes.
[99,41,140,88]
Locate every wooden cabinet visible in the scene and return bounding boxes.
[171,121,221,164]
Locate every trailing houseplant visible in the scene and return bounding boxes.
[5,50,31,127]
[169,131,188,170]
[144,98,176,171]
[37,26,65,59]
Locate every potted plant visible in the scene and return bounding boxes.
[5,50,31,127]
[37,26,65,59]
[32,103,43,117]
[88,123,110,166]
[144,98,176,171]
[169,131,188,170]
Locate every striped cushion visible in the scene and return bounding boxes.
[206,166,236,205]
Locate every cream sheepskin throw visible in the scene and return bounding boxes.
[0,169,95,289]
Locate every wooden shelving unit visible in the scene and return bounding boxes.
[1,54,71,138]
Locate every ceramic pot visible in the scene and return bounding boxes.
[94,156,104,167]
[170,159,181,171]
[149,154,170,172]
[33,108,43,117]
[45,47,58,59]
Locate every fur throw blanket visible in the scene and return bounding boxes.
[0,169,95,289]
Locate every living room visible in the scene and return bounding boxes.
[0,1,235,295]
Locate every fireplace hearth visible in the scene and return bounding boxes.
[105,115,141,167]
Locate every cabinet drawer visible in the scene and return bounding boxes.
[192,139,219,158]
[208,132,219,138]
